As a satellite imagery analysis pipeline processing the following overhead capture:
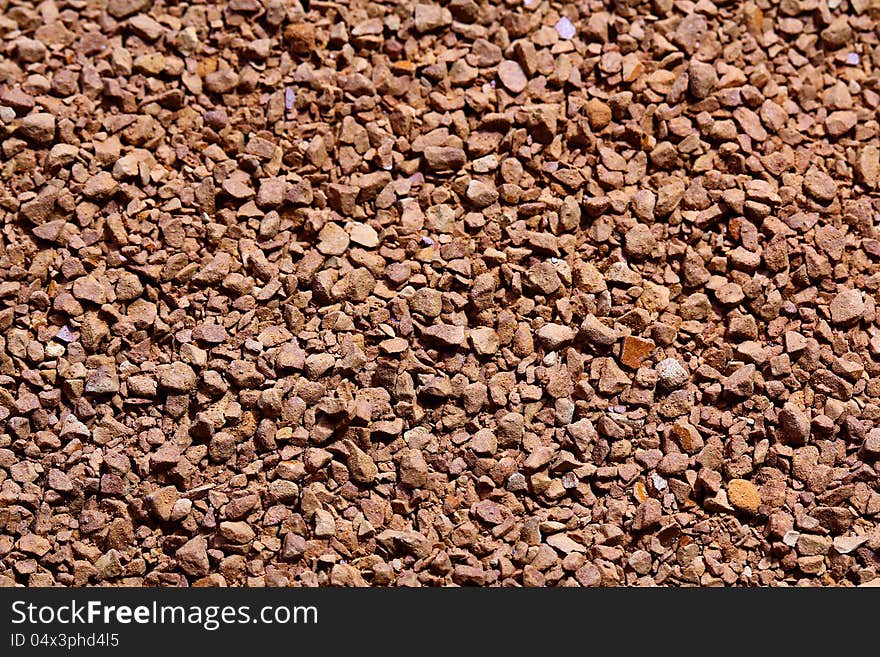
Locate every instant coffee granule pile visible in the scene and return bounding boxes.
[1,0,880,587]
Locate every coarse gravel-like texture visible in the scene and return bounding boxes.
[2,0,880,587]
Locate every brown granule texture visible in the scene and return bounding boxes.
[1,0,880,587]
